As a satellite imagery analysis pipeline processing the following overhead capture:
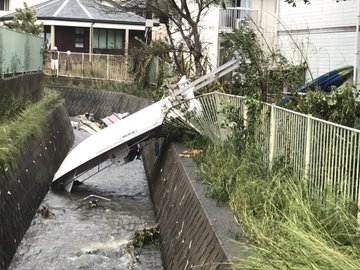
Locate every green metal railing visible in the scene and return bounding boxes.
[0,27,43,77]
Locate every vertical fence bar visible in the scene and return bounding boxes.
[81,53,84,77]
[57,52,60,77]
[304,114,312,181]
[356,134,360,209]
[269,104,276,169]
[243,101,248,127]
[107,54,110,80]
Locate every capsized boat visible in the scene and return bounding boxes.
[52,98,170,192]
[52,58,242,192]
[279,65,354,106]
[298,65,353,93]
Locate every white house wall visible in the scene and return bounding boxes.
[169,2,220,74]
[278,0,358,86]
[251,0,278,48]
[278,0,355,31]
[199,7,220,71]
[279,31,355,80]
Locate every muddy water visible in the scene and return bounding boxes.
[9,129,163,270]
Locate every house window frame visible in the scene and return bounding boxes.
[0,0,10,11]
[75,27,85,48]
[93,28,123,50]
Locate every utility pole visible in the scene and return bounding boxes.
[145,0,153,45]
[354,0,360,89]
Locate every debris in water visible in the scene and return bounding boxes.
[126,225,160,269]
[74,199,106,210]
[178,149,202,157]
[37,206,54,218]
[129,225,160,248]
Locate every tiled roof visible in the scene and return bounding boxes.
[2,0,148,25]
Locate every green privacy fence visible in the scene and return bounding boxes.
[0,27,43,77]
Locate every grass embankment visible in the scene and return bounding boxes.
[195,141,360,269]
[0,90,63,170]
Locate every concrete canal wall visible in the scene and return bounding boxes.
[0,104,74,269]
[49,86,152,118]
[0,73,44,102]
[142,141,244,269]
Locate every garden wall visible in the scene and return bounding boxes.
[0,104,74,269]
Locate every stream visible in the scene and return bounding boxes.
[9,129,163,270]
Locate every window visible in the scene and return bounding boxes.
[0,0,9,11]
[75,37,84,48]
[94,29,123,49]
[75,27,85,48]
[235,0,250,8]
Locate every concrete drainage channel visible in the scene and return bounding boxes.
[9,129,163,270]
[54,87,245,269]
[1,87,244,269]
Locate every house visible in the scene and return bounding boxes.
[277,0,360,89]
[177,0,278,70]
[0,0,160,56]
[0,0,46,16]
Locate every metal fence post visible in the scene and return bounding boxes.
[242,101,248,128]
[107,54,109,80]
[304,114,312,180]
[269,104,276,169]
[81,53,84,77]
[57,52,60,77]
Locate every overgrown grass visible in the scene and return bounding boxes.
[0,89,63,170]
[0,97,28,123]
[195,141,360,269]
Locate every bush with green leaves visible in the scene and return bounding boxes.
[221,28,305,101]
[286,85,360,129]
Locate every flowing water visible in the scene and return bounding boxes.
[9,129,163,270]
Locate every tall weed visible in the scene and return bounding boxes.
[197,141,360,269]
[0,89,62,170]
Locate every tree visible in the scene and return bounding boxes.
[119,0,224,77]
[4,2,43,35]
[118,0,313,78]
[221,27,304,101]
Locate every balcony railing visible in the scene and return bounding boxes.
[219,7,259,30]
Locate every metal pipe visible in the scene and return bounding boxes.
[353,0,360,88]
